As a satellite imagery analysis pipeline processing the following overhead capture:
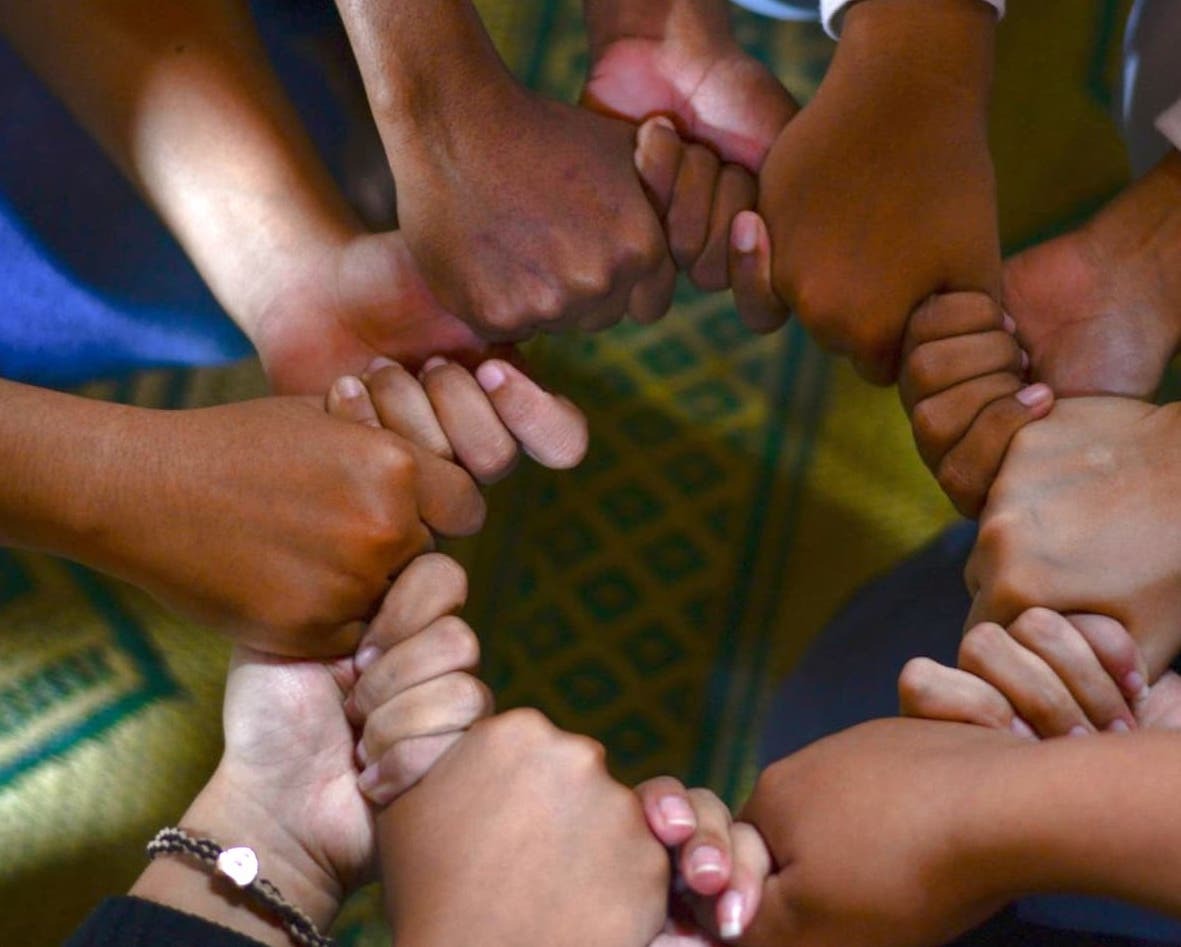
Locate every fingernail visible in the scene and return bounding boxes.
[358,762,378,792]
[1002,312,1017,334]
[652,115,677,132]
[1068,725,1089,738]
[421,356,448,374]
[1010,717,1036,740]
[1124,671,1150,702]
[355,645,381,672]
[1016,383,1051,408]
[476,361,507,393]
[687,845,725,880]
[658,795,696,830]
[1019,350,1031,372]
[365,356,396,374]
[718,889,746,940]
[733,214,758,254]
[335,376,364,399]
[1108,719,1132,733]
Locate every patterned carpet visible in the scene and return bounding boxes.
[0,1,1133,944]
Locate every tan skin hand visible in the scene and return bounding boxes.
[758,0,1000,383]
[380,709,670,947]
[96,397,484,657]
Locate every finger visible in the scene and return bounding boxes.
[908,372,1024,470]
[680,788,735,897]
[361,671,493,761]
[474,359,589,470]
[898,330,1025,412]
[636,776,698,847]
[357,553,468,664]
[326,375,381,428]
[628,252,678,325]
[358,731,462,805]
[729,210,790,333]
[667,143,721,271]
[363,357,453,458]
[1068,613,1151,708]
[959,620,1096,737]
[1006,610,1136,731]
[420,357,519,484]
[635,116,684,218]
[402,456,477,544]
[934,383,1054,517]
[897,656,1032,737]
[716,822,771,941]
[689,164,756,293]
[902,292,1006,357]
[348,615,481,724]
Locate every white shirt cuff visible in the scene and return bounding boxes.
[1156,97,1181,155]
[731,0,1004,39]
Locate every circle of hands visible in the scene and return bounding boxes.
[195,1,1181,945]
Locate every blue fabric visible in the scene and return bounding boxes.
[0,0,350,389]
[760,522,1181,945]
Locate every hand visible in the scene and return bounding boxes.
[759,0,1000,382]
[328,355,589,483]
[392,84,675,338]
[637,776,771,944]
[247,230,494,396]
[966,397,1181,677]
[345,553,493,804]
[582,0,797,172]
[634,118,790,331]
[130,644,372,941]
[102,397,484,656]
[379,709,670,947]
[737,718,1023,947]
[899,292,1052,516]
[1003,150,1181,399]
[899,610,1145,738]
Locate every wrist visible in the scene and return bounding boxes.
[583,0,734,62]
[836,0,996,115]
[132,766,343,946]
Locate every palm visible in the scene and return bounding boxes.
[221,647,376,892]
[254,231,492,395]
[583,37,796,171]
[1003,232,1174,400]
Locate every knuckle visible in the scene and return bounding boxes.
[897,657,939,705]
[384,738,438,787]
[468,437,519,482]
[959,623,1006,670]
[442,673,491,719]
[431,617,481,671]
[936,455,983,515]
[491,707,553,746]
[419,553,469,606]
[910,398,951,456]
[1009,607,1065,650]
[904,346,943,397]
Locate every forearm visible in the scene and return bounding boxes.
[0,380,145,566]
[582,0,734,59]
[970,730,1181,913]
[131,765,342,947]
[0,0,357,341]
[334,0,515,159]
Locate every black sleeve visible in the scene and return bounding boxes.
[64,896,270,947]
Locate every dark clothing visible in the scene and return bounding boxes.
[65,897,266,947]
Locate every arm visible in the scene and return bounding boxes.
[335,0,674,338]
[738,718,1181,946]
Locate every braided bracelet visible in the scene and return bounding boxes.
[146,827,335,947]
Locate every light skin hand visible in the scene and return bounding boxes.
[582,0,797,173]
[326,355,589,484]
[899,610,1146,738]
[899,293,1053,516]
[345,553,493,804]
[379,709,670,947]
[966,397,1181,678]
[130,645,372,944]
[759,0,1001,382]
[1004,149,1181,400]
[637,776,771,943]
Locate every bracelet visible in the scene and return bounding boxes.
[146,827,335,947]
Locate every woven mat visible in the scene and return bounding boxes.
[0,2,1131,944]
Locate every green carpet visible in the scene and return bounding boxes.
[0,2,1133,944]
